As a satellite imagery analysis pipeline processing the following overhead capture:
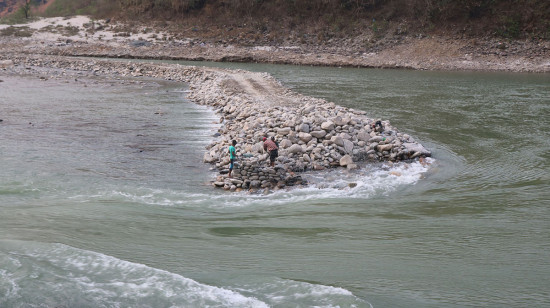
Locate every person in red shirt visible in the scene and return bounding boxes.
[263,137,279,167]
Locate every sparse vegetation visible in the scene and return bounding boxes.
[110,0,549,40]
[1,0,549,41]
[0,25,34,37]
[40,0,118,18]
[61,25,79,36]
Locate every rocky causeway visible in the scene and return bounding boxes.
[1,54,431,192]
[6,15,510,192]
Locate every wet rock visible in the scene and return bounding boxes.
[203,153,216,163]
[403,142,431,157]
[339,155,353,166]
[213,181,225,187]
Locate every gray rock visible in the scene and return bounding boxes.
[404,142,431,157]
[369,136,384,143]
[203,153,216,163]
[343,139,354,154]
[277,127,292,135]
[301,105,315,114]
[280,139,293,148]
[339,155,353,166]
[310,130,327,139]
[357,131,370,142]
[333,116,350,126]
[252,142,265,153]
[230,179,244,185]
[250,180,261,188]
[288,144,304,154]
[377,144,393,152]
[297,123,310,133]
[331,136,344,147]
[298,132,313,143]
[321,121,335,131]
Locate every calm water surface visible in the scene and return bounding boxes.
[1,64,549,308]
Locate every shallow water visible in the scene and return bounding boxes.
[1,64,549,307]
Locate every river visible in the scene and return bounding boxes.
[1,63,549,307]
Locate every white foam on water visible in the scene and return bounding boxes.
[68,159,433,209]
[0,240,268,308]
[230,277,373,308]
[0,241,376,307]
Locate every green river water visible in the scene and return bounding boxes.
[1,62,549,307]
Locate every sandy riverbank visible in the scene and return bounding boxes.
[1,16,549,72]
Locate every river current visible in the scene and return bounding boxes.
[1,63,549,307]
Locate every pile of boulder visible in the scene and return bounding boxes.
[1,55,430,192]
[186,68,431,192]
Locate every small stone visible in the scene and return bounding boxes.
[277,127,292,135]
[369,136,384,143]
[331,136,344,147]
[377,144,393,152]
[313,163,326,170]
[297,123,310,133]
[321,121,335,131]
[288,144,304,154]
[339,155,353,166]
[298,132,313,143]
[343,139,354,154]
[310,130,327,138]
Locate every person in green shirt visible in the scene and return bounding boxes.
[228,140,237,178]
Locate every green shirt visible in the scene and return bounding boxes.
[229,145,236,160]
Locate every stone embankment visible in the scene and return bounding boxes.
[185,65,431,192]
[1,55,431,192]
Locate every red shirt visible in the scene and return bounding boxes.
[263,139,278,151]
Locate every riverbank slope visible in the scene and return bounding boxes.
[0,16,548,72]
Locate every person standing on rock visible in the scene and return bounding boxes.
[263,137,278,167]
[228,140,237,178]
